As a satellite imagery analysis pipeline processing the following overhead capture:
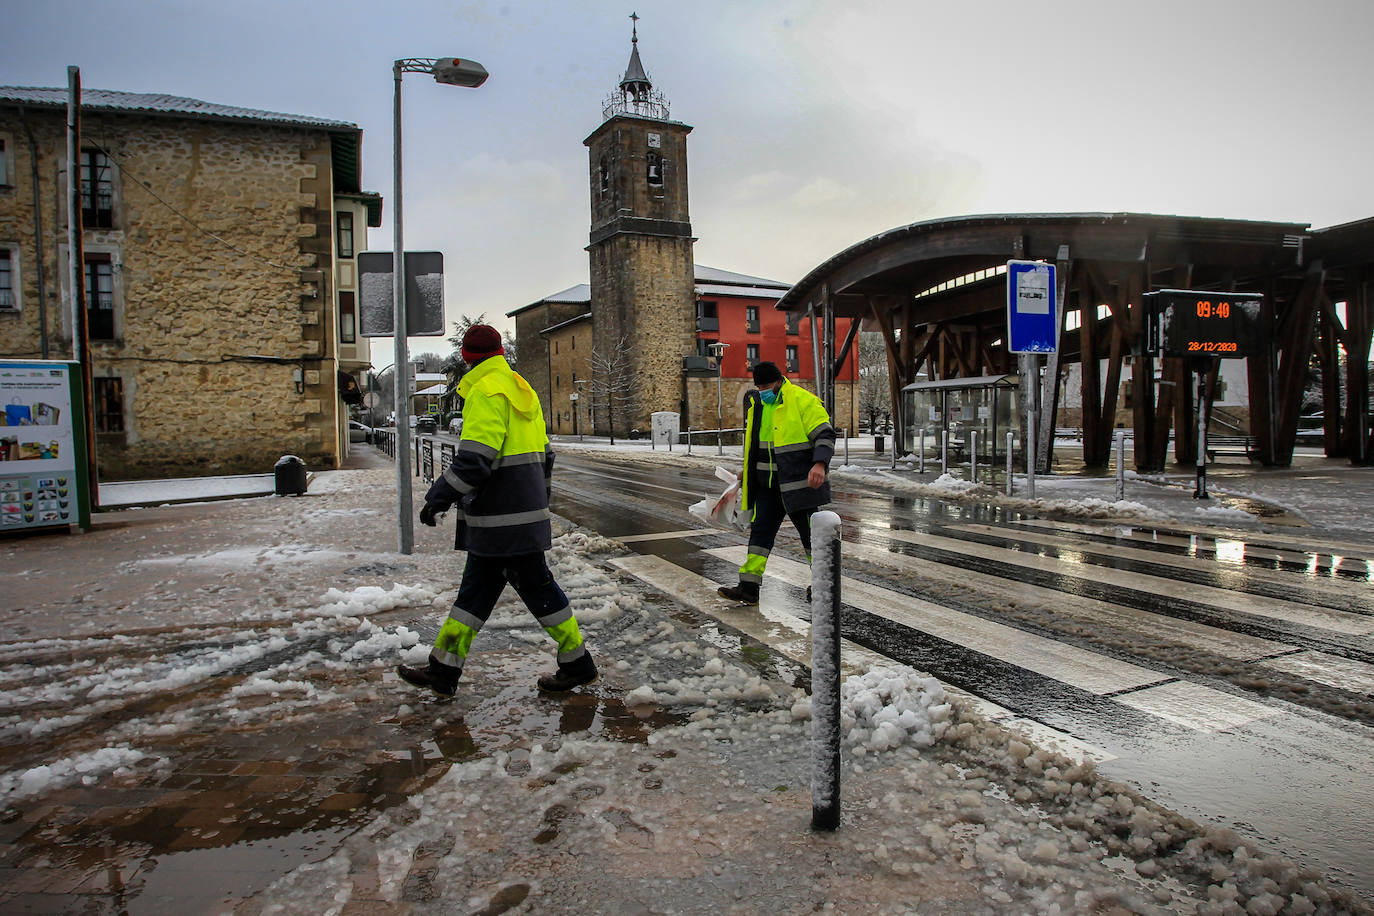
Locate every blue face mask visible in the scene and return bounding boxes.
[760,389,778,405]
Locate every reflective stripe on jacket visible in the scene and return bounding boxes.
[422,356,553,556]
[741,378,835,514]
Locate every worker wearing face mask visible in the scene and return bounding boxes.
[717,361,835,604]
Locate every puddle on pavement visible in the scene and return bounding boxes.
[1,654,694,913]
[127,827,353,914]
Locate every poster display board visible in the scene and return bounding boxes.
[0,361,91,531]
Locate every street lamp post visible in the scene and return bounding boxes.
[574,379,587,442]
[709,342,729,456]
[391,56,488,555]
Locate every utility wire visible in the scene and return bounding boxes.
[85,133,301,273]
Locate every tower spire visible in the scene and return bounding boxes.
[604,12,669,120]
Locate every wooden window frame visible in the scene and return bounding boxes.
[93,376,125,434]
[339,291,356,343]
[80,148,115,228]
[336,211,354,259]
[84,253,115,340]
[0,247,17,311]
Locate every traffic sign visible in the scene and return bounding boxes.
[357,251,446,337]
[1006,260,1058,353]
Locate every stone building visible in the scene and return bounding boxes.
[515,266,860,437]
[510,25,859,438]
[0,87,380,480]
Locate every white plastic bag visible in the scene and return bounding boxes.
[688,467,749,531]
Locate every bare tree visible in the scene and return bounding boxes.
[588,334,638,445]
[857,331,892,433]
[445,313,489,354]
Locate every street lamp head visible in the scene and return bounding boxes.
[432,58,489,88]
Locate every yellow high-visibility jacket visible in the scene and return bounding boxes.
[741,379,836,514]
[422,356,553,556]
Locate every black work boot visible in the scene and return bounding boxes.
[537,653,598,692]
[397,658,460,698]
[717,583,759,605]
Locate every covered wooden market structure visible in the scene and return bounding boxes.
[776,212,1373,471]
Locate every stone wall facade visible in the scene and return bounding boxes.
[0,105,352,480]
[544,317,592,436]
[585,115,696,437]
[512,301,588,422]
[588,234,695,434]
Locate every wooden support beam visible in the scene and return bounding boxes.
[1079,272,1105,466]
[1161,265,1193,465]
[1085,263,1130,467]
[1272,267,1325,465]
[1124,268,1161,471]
[1344,270,1372,464]
[1038,249,1072,471]
[1317,292,1344,457]
[1246,285,1278,465]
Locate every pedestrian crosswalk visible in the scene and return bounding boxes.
[606,550,1117,766]
[881,527,1374,637]
[607,514,1374,746]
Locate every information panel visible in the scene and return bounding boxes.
[0,361,91,531]
[1146,290,1265,359]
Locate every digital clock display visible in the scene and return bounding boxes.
[1146,290,1264,359]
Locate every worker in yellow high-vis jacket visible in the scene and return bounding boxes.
[397,325,596,697]
[718,361,836,605]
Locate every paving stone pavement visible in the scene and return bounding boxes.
[1,446,1370,915]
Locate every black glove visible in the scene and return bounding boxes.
[419,503,443,527]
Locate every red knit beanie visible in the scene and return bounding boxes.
[461,324,504,365]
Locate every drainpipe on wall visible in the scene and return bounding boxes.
[17,106,49,359]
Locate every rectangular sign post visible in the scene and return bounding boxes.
[1144,289,1265,499]
[1007,261,1058,491]
[357,251,446,337]
[1006,260,1058,354]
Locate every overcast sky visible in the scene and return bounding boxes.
[6,0,1372,361]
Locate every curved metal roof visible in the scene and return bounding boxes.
[777,211,1310,314]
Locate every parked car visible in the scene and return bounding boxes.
[415,415,438,434]
[448,416,464,435]
[348,420,373,444]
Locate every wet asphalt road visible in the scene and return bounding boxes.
[550,450,1374,900]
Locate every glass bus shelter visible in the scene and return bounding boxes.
[901,374,1020,469]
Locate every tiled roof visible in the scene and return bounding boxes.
[0,87,358,132]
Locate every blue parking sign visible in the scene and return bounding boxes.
[1006,260,1058,353]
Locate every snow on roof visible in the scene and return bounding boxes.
[693,265,789,289]
[414,383,448,396]
[511,268,791,318]
[542,312,592,335]
[695,283,783,301]
[508,283,592,317]
[0,86,359,132]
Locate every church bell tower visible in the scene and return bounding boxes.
[584,14,696,436]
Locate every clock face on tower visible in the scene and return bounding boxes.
[647,132,661,148]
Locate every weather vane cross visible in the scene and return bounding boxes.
[630,11,639,42]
